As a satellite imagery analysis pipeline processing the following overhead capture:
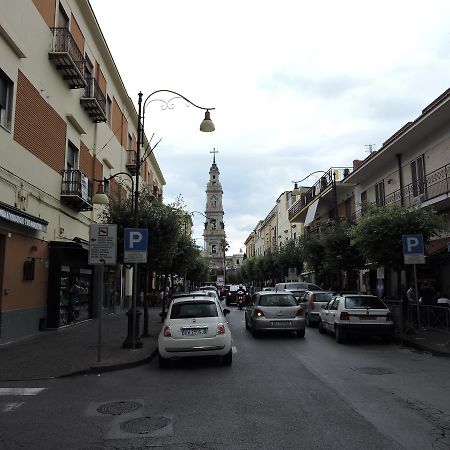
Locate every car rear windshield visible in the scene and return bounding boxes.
[344,296,387,309]
[259,294,297,307]
[170,301,218,319]
[313,293,333,302]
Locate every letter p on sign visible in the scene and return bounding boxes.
[129,231,143,248]
[402,234,425,264]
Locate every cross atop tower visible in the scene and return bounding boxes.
[210,148,219,164]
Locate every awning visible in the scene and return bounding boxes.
[0,201,48,232]
[304,200,319,226]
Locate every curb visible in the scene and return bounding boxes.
[394,334,450,357]
[59,347,159,378]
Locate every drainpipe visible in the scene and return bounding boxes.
[396,153,404,206]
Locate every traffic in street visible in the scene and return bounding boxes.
[1,298,449,450]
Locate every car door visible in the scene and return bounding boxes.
[321,300,332,329]
[327,297,340,330]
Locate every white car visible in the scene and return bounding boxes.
[158,296,232,367]
[319,294,395,343]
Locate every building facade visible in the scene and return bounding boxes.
[0,0,165,342]
[203,152,226,272]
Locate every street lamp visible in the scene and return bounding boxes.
[92,172,135,213]
[291,170,337,220]
[123,90,215,348]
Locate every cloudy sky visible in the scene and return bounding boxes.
[89,0,450,254]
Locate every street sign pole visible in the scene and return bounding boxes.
[413,264,421,329]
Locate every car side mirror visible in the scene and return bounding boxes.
[223,309,231,316]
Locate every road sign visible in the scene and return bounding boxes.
[124,228,148,263]
[89,224,117,265]
[402,234,425,264]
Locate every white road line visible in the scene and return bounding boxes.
[1,402,25,412]
[0,388,46,396]
[232,346,237,354]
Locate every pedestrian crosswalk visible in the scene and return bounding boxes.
[0,387,47,413]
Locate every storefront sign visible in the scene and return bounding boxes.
[0,202,48,232]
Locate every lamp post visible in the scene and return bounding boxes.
[123,91,215,348]
[291,170,337,220]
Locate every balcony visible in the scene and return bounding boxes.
[49,27,86,89]
[384,163,450,210]
[60,170,93,211]
[126,150,138,175]
[80,77,107,122]
[289,167,352,221]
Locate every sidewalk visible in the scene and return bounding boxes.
[397,327,450,356]
[0,307,162,381]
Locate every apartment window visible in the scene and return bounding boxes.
[106,96,112,127]
[375,180,385,206]
[0,70,13,131]
[411,155,426,198]
[66,141,79,170]
[127,133,132,150]
[211,244,217,254]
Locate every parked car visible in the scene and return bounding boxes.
[244,291,305,338]
[158,296,232,367]
[300,291,334,327]
[318,294,395,343]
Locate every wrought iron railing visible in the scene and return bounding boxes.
[50,27,85,76]
[83,77,106,113]
[61,170,92,201]
[288,167,352,220]
[384,163,450,207]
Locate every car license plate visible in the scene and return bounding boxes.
[359,316,377,320]
[271,321,291,326]
[181,328,208,336]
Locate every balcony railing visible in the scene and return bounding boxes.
[126,150,138,175]
[60,170,93,211]
[49,27,86,89]
[80,77,107,122]
[384,163,450,207]
[288,167,352,220]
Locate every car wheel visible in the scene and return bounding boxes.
[382,335,392,344]
[335,326,346,344]
[318,319,325,334]
[222,350,232,366]
[250,323,259,338]
[158,354,170,368]
[297,329,305,338]
[305,314,311,327]
[245,316,250,330]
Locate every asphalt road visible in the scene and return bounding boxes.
[1,305,449,449]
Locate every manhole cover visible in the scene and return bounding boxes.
[120,416,171,434]
[96,401,142,415]
[353,367,394,375]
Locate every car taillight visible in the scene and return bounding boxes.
[296,308,304,317]
[340,311,350,321]
[217,323,226,335]
[254,309,264,317]
[163,326,172,337]
[386,312,393,322]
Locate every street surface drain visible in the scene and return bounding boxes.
[120,416,171,434]
[96,401,142,415]
[353,367,394,375]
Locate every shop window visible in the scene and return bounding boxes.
[0,69,13,131]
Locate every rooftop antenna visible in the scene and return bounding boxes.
[365,144,376,154]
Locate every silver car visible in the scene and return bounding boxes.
[245,291,305,338]
[300,290,333,327]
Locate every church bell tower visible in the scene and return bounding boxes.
[203,149,226,272]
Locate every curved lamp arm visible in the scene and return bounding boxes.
[291,170,330,195]
[92,172,135,213]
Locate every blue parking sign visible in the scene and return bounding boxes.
[124,228,148,263]
[402,234,425,264]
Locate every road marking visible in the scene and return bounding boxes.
[1,402,25,412]
[232,346,237,354]
[0,388,46,396]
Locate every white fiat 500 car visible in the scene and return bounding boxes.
[158,296,232,367]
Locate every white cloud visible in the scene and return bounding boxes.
[90,0,450,254]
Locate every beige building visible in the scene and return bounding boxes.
[0,0,165,341]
